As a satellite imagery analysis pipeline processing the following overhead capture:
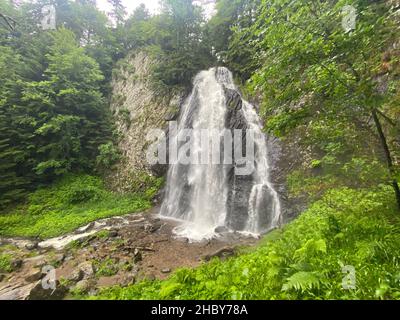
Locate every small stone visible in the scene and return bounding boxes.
[161,268,171,274]
[202,247,235,262]
[146,274,156,281]
[25,270,43,282]
[53,253,65,264]
[25,242,38,251]
[121,274,136,286]
[11,259,23,270]
[144,222,162,233]
[133,249,142,263]
[74,280,91,293]
[109,230,118,238]
[0,274,6,282]
[64,255,74,262]
[96,275,119,288]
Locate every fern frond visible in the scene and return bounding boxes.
[282,271,321,292]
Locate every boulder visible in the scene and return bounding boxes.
[121,274,136,286]
[25,255,48,268]
[74,280,91,294]
[66,268,84,282]
[11,259,23,270]
[77,261,94,279]
[214,226,230,234]
[25,270,43,283]
[202,247,236,262]
[143,222,162,233]
[52,253,65,265]
[28,280,67,300]
[0,283,36,300]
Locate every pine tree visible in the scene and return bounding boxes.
[107,0,127,25]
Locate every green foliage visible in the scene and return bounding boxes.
[95,230,111,239]
[287,156,390,202]
[206,0,261,81]
[239,0,400,198]
[94,258,119,277]
[0,175,151,239]
[0,0,219,209]
[118,108,131,125]
[89,187,400,300]
[147,0,215,88]
[0,253,12,273]
[282,272,322,293]
[0,24,113,208]
[96,142,121,170]
[128,171,165,198]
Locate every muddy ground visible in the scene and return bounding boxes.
[0,207,260,300]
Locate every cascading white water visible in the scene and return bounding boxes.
[242,100,281,233]
[160,67,281,241]
[160,68,229,241]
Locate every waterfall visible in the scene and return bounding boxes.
[242,100,281,233]
[160,67,281,241]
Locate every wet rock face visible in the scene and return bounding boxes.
[223,87,254,231]
[226,168,254,231]
[224,87,248,130]
[255,186,277,231]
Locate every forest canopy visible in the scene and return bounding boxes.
[1,0,399,215]
[0,0,214,208]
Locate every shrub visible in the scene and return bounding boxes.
[0,175,151,239]
[0,253,12,273]
[96,143,121,170]
[90,186,400,300]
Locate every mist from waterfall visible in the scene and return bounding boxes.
[160,67,281,241]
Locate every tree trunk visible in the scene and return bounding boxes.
[372,109,400,210]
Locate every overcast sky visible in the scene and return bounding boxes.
[96,0,216,17]
[96,0,161,15]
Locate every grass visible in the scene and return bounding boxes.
[0,175,156,239]
[88,186,400,300]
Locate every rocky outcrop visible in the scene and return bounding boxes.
[108,51,185,192]
[223,87,254,230]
